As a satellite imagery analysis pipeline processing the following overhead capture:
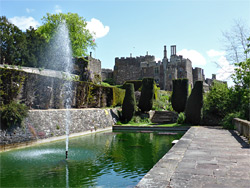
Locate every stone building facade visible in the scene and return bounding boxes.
[113,45,208,91]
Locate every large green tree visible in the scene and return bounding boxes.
[37,13,95,57]
[0,16,27,65]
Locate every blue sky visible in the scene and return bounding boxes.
[1,0,250,85]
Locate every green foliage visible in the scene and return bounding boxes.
[112,87,125,107]
[103,78,115,85]
[177,112,186,124]
[122,83,136,122]
[171,79,189,113]
[0,16,27,66]
[37,12,95,57]
[0,101,28,129]
[0,68,26,104]
[138,78,155,112]
[232,58,250,120]
[123,80,142,91]
[222,112,243,130]
[152,91,173,111]
[185,81,203,125]
[203,81,230,119]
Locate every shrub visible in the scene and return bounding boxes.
[177,112,186,124]
[0,101,29,129]
[185,81,203,125]
[122,83,136,122]
[171,79,189,113]
[138,78,155,112]
[222,112,243,130]
[123,80,142,91]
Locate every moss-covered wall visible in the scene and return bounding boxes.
[0,67,125,109]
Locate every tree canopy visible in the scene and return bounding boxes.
[37,12,96,57]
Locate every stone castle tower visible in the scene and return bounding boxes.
[111,45,206,91]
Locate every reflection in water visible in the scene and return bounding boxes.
[0,131,183,187]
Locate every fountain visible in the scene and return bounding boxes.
[50,20,73,160]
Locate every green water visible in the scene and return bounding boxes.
[0,131,183,187]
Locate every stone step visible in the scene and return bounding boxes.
[151,111,178,124]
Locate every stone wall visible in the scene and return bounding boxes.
[101,68,113,81]
[0,67,125,109]
[0,108,119,150]
[233,118,250,141]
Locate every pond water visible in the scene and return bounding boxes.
[0,131,183,187]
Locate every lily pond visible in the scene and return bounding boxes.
[0,131,183,187]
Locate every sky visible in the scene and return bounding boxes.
[1,0,250,85]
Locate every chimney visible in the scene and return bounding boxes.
[146,51,148,56]
[90,52,92,57]
[171,45,176,56]
[130,53,132,58]
[164,45,167,58]
[212,74,216,80]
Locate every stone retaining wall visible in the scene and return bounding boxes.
[0,108,118,151]
[233,118,250,141]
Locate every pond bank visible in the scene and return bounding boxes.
[0,108,118,152]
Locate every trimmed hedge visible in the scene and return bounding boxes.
[123,80,142,91]
[122,83,136,122]
[138,78,155,112]
[185,81,203,125]
[171,79,189,113]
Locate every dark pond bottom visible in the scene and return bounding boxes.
[0,130,184,187]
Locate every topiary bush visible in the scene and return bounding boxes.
[0,101,28,129]
[185,81,203,125]
[123,80,142,91]
[138,78,155,112]
[171,79,189,113]
[122,83,136,123]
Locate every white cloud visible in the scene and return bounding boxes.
[26,8,35,13]
[55,5,62,13]
[207,49,225,57]
[177,49,206,66]
[86,18,110,39]
[216,56,235,81]
[9,16,40,30]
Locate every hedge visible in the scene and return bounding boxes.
[171,79,189,113]
[185,81,203,125]
[122,83,136,122]
[138,78,155,112]
[123,80,142,91]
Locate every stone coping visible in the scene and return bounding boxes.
[113,125,190,132]
[0,127,112,153]
[135,127,196,187]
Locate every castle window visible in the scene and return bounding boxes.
[169,74,172,79]
[144,69,146,73]
[155,67,159,74]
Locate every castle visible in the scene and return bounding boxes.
[104,45,212,91]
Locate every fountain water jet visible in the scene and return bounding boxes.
[51,20,73,160]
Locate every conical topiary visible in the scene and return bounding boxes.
[185,81,203,125]
[122,83,136,122]
[138,78,154,112]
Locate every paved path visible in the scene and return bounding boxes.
[136,127,250,188]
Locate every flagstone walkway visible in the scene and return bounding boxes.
[136,126,250,188]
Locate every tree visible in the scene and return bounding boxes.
[0,16,27,66]
[138,78,155,112]
[122,83,136,122]
[36,13,96,57]
[185,81,203,125]
[23,27,47,68]
[171,79,188,113]
[222,19,250,64]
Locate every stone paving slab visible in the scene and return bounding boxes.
[136,127,250,188]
